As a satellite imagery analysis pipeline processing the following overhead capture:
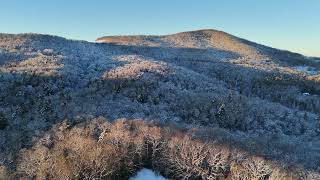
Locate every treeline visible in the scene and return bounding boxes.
[2,118,317,179]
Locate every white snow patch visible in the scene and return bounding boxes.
[129,168,166,180]
[294,66,318,75]
[95,39,106,43]
[303,92,310,96]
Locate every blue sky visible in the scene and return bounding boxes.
[0,0,319,56]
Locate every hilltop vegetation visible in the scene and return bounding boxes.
[0,30,320,179]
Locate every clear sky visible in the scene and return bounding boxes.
[0,0,319,56]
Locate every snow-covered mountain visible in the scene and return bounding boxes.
[0,30,320,179]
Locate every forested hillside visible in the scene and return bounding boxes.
[0,30,320,179]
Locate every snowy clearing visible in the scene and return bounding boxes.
[294,66,318,75]
[129,169,166,180]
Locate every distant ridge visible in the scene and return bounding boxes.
[96,29,319,63]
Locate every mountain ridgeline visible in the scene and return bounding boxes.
[0,29,320,179]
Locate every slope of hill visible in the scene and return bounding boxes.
[0,30,320,179]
